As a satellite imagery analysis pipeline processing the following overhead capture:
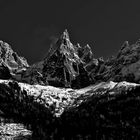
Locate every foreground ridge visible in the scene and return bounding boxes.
[0,79,140,139]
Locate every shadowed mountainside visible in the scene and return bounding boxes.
[0,41,29,80]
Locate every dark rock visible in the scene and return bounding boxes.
[59,82,140,139]
[20,61,47,85]
[42,30,90,88]
[0,31,93,88]
[89,39,140,84]
[78,44,93,64]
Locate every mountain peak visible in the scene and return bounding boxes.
[60,29,69,41]
[41,30,90,88]
[44,29,76,62]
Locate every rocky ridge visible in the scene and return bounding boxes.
[18,30,105,88]
[91,39,140,84]
[0,41,29,80]
[36,29,93,88]
[2,30,140,88]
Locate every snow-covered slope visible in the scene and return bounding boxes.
[0,79,140,139]
[0,79,138,117]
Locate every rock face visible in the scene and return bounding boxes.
[15,30,92,88]
[90,39,140,84]
[114,39,140,83]
[0,41,29,80]
[2,30,140,87]
[0,31,95,88]
[19,61,47,85]
[42,30,81,87]
[0,123,32,139]
[42,30,91,88]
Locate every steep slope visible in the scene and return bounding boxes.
[4,31,140,88]
[19,61,47,85]
[12,30,105,88]
[42,29,91,88]
[21,30,92,88]
[114,39,140,83]
[0,40,29,80]
[89,39,140,84]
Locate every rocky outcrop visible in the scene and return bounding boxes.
[0,41,29,80]
[0,123,32,139]
[0,40,46,86]
[3,31,140,88]
[14,30,93,88]
[77,44,93,64]
[90,39,140,84]
[115,39,140,83]
[19,61,47,85]
[42,30,91,88]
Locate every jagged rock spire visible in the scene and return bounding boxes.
[44,29,72,61]
[42,29,91,88]
[121,41,129,50]
[85,44,93,55]
[76,43,81,48]
[60,29,70,41]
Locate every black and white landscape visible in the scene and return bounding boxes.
[0,30,140,139]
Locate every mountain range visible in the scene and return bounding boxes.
[0,30,140,139]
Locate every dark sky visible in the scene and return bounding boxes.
[0,0,140,64]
